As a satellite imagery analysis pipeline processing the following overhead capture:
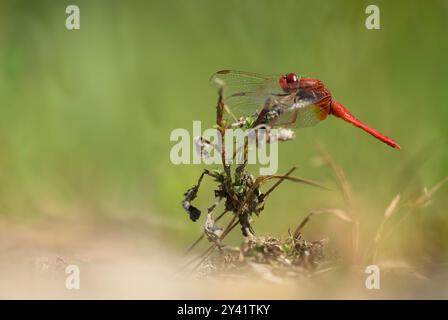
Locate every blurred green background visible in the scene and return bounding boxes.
[0,1,447,259]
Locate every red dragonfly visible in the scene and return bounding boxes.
[211,70,400,149]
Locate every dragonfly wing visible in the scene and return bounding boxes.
[211,70,284,97]
[211,70,286,122]
[224,92,289,121]
[272,95,330,128]
[293,104,327,127]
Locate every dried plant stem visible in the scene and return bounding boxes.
[260,167,296,200]
[261,173,329,193]
[188,162,273,272]
[367,177,447,264]
[191,216,240,273]
[294,209,352,239]
[316,143,359,262]
[181,217,234,272]
[294,213,312,238]
[186,164,317,271]
[368,195,401,263]
[215,87,225,130]
[215,88,239,209]
[375,176,448,260]
[184,210,229,256]
[190,166,299,269]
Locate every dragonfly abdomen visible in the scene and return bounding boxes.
[330,100,400,149]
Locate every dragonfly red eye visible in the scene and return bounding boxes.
[286,73,298,84]
[279,73,299,91]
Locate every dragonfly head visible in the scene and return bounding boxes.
[279,73,300,92]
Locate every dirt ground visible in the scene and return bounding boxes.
[0,218,447,300]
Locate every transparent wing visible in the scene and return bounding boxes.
[273,104,327,128]
[270,90,332,128]
[211,70,284,97]
[211,70,286,121]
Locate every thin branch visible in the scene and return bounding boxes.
[260,167,296,200]
[262,174,330,191]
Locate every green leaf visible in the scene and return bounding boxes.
[233,184,246,194]
[244,116,256,129]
